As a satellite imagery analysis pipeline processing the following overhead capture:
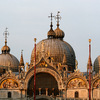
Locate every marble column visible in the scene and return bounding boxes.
[45,88,48,96]
[39,88,41,95]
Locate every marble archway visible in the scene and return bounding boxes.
[25,68,63,97]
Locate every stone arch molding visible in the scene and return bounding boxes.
[25,67,63,90]
[92,74,100,88]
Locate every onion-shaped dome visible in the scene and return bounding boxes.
[1,45,10,54]
[93,55,100,74]
[54,27,65,40]
[0,28,19,72]
[54,11,65,40]
[47,25,55,38]
[31,39,75,71]
[47,13,55,39]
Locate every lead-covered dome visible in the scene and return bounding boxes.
[31,39,75,70]
[0,53,19,72]
[93,55,100,74]
[31,13,75,71]
[0,28,19,73]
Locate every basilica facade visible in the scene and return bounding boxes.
[0,12,100,100]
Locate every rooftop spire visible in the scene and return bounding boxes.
[3,27,9,45]
[19,50,24,66]
[55,11,61,28]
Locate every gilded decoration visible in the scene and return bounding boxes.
[67,78,86,89]
[38,61,47,67]
[93,79,100,88]
[0,79,18,89]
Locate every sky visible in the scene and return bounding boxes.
[0,0,100,72]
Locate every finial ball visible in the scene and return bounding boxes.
[34,38,37,42]
[89,39,91,43]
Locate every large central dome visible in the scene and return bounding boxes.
[31,13,76,71]
[31,39,75,68]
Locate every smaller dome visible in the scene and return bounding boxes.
[93,55,100,74]
[47,29,55,38]
[47,24,55,38]
[0,53,19,72]
[54,27,65,39]
[1,45,10,54]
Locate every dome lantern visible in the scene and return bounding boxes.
[1,28,10,54]
[54,11,65,40]
[47,13,56,39]
[0,28,19,73]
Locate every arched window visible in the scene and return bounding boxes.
[75,91,79,98]
[8,92,11,98]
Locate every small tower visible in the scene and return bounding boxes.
[19,50,24,73]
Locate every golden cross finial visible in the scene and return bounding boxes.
[48,13,54,23]
[3,27,9,45]
[55,11,61,27]
[21,50,23,54]
[48,13,54,29]
[34,38,37,43]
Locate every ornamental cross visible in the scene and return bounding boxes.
[3,28,9,45]
[55,11,61,25]
[21,50,23,55]
[48,13,54,23]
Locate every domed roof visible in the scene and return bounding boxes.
[31,39,75,69]
[93,55,100,73]
[0,53,19,70]
[47,25,55,38]
[0,28,19,72]
[54,27,65,39]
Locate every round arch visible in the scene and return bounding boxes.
[25,68,63,90]
[66,76,88,89]
[25,68,63,97]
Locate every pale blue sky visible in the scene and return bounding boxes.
[0,0,100,72]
